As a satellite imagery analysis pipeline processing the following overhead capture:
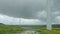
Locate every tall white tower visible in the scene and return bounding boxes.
[46,0,53,30]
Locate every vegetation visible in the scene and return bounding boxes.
[33,26,60,34]
[0,25,25,34]
[0,24,60,34]
[20,25,60,34]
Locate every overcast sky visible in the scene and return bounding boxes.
[0,0,60,25]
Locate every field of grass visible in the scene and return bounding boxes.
[0,25,25,34]
[0,25,60,34]
[33,26,60,34]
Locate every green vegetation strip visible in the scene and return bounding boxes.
[0,25,25,34]
[33,26,60,34]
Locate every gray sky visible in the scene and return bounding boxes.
[0,0,60,25]
[0,0,48,18]
[0,0,59,18]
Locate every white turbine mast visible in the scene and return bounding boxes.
[46,0,53,30]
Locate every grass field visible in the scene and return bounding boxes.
[0,25,25,34]
[0,25,60,34]
[33,26,60,34]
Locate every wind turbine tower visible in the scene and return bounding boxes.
[46,0,53,30]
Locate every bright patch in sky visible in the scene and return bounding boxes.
[20,18,40,25]
[0,14,42,25]
[0,14,60,25]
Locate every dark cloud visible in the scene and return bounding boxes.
[0,0,47,18]
[0,0,60,21]
[53,0,60,11]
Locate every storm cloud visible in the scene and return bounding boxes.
[0,0,60,23]
[0,0,47,18]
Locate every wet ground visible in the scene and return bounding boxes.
[16,27,39,34]
[20,27,39,34]
[20,30,39,34]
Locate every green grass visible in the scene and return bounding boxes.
[0,25,60,34]
[0,25,25,34]
[33,26,60,34]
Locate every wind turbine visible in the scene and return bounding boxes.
[46,0,53,30]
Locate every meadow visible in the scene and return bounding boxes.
[0,25,25,34]
[33,26,60,34]
[0,24,60,34]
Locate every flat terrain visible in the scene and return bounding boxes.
[0,25,60,34]
[33,26,60,34]
[0,25,24,34]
